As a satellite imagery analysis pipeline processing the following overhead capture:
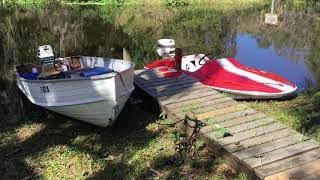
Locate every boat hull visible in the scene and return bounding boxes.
[145,55,297,99]
[44,93,131,127]
[17,57,134,127]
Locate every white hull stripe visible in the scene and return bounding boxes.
[216,58,297,94]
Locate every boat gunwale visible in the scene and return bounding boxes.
[16,58,134,83]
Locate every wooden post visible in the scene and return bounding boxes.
[271,0,275,14]
[174,48,182,71]
[184,111,198,136]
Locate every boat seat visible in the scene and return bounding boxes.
[80,67,113,77]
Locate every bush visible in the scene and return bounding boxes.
[164,0,189,7]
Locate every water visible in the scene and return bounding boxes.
[235,33,316,91]
[1,3,320,117]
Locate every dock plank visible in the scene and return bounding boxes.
[192,100,239,114]
[264,159,320,180]
[205,109,258,124]
[160,90,219,105]
[202,117,275,139]
[145,78,198,91]
[150,82,203,96]
[244,140,319,168]
[142,78,197,89]
[134,69,320,179]
[224,128,297,153]
[176,99,237,117]
[256,149,320,179]
[136,75,191,86]
[167,93,226,109]
[206,112,266,128]
[216,123,287,146]
[234,133,307,160]
[196,104,248,120]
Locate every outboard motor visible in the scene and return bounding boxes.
[36,45,64,79]
[156,39,175,58]
[37,45,55,65]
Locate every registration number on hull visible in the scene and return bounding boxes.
[40,86,50,93]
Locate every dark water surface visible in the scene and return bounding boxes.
[1,3,320,116]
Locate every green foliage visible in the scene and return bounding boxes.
[219,127,229,137]
[194,138,206,150]
[164,0,188,7]
[159,112,167,120]
[312,91,320,106]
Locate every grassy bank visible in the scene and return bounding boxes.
[243,90,320,142]
[0,0,268,7]
[1,100,248,179]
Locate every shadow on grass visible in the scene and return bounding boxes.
[0,88,161,179]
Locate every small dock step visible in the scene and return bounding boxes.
[134,68,320,180]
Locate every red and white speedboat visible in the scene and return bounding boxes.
[145,54,297,99]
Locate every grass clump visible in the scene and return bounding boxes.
[244,89,320,141]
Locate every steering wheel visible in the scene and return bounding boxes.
[198,54,214,65]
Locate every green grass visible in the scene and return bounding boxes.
[243,89,320,141]
[0,0,268,7]
[1,101,248,179]
[6,88,319,179]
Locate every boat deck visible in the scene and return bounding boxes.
[134,68,320,180]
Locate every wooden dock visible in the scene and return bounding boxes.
[134,69,320,180]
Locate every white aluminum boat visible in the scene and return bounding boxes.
[16,54,134,127]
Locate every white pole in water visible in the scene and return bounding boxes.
[271,0,275,14]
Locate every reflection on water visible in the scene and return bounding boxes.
[1,2,320,117]
[235,33,316,92]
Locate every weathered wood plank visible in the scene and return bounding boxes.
[200,113,273,134]
[224,128,296,153]
[196,104,248,120]
[234,134,307,160]
[160,90,219,105]
[138,76,194,87]
[202,117,275,139]
[215,123,287,146]
[244,140,319,168]
[135,74,190,86]
[171,96,233,115]
[205,109,258,124]
[176,99,237,117]
[187,97,235,111]
[206,112,266,128]
[257,149,320,179]
[139,82,203,98]
[144,78,197,89]
[147,85,207,100]
[197,100,238,113]
[264,160,320,180]
[167,93,226,109]
[145,78,197,91]
[149,82,203,96]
